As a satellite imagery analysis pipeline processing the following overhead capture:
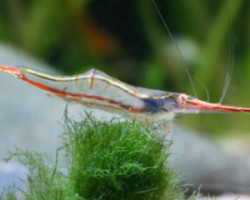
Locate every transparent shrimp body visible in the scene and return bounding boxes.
[0,66,250,123]
[19,68,146,114]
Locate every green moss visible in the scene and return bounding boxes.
[0,186,17,200]
[1,115,198,200]
[64,116,183,200]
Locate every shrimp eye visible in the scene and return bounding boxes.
[178,94,187,102]
[178,94,188,107]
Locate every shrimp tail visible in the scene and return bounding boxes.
[0,65,65,94]
[0,65,23,78]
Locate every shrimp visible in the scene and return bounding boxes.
[0,65,250,123]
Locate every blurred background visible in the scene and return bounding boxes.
[0,0,250,139]
[1,0,250,197]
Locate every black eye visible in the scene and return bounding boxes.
[178,94,188,102]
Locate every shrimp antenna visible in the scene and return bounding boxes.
[219,10,234,104]
[152,0,197,98]
[193,75,210,102]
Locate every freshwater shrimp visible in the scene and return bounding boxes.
[0,66,250,123]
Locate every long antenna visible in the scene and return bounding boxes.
[219,11,234,104]
[152,0,197,98]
